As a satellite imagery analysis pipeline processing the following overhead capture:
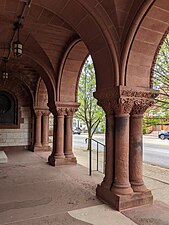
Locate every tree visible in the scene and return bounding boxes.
[143,34,169,131]
[75,57,105,150]
[152,34,169,111]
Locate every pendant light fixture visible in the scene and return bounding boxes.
[2,57,9,79]
[13,21,23,57]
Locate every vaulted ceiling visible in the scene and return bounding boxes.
[0,0,168,106]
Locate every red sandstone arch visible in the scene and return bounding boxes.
[0,11,56,102]
[20,54,56,106]
[0,78,32,107]
[32,1,118,89]
[35,78,48,108]
[125,0,169,88]
[58,39,88,102]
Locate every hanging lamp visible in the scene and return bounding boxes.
[2,57,9,79]
[13,21,23,57]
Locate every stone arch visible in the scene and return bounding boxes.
[150,29,169,88]
[34,78,51,152]
[21,53,56,106]
[32,1,119,89]
[58,39,89,102]
[35,78,48,108]
[125,0,169,88]
[0,79,33,150]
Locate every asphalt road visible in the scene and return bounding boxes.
[73,133,169,169]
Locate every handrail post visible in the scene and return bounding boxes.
[103,145,106,174]
[89,138,92,176]
[85,137,105,175]
[97,142,99,171]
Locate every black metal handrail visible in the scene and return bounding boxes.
[85,138,105,176]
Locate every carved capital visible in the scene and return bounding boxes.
[94,86,158,116]
[113,97,134,115]
[56,108,66,116]
[66,108,77,117]
[48,101,79,116]
[131,99,155,115]
[35,110,42,117]
[43,110,50,116]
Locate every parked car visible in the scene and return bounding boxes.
[158,131,169,140]
[72,127,81,135]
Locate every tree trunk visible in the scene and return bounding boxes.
[87,127,92,150]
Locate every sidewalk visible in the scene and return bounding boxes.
[0,148,169,225]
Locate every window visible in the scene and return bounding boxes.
[0,91,19,128]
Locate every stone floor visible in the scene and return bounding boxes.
[0,149,169,225]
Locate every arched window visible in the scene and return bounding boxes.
[0,91,18,128]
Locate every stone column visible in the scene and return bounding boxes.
[94,86,156,210]
[111,99,133,195]
[48,108,65,166]
[99,113,115,190]
[129,100,153,192]
[34,110,42,151]
[64,108,77,163]
[42,110,50,151]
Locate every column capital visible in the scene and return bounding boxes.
[66,108,77,117]
[56,108,66,116]
[35,110,42,117]
[48,101,79,116]
[94,86,158,115]
[42,110,50,116]
[131,98,155,115]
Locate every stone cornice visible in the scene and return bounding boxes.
[94,86,158,100]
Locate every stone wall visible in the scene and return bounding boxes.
[0,107,32,148]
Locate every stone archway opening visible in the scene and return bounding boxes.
[73,55,106,174]
[141,32,169,169]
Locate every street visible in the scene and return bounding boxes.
[73,133,169,169]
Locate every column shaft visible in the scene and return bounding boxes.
[64,115,74,158]
[42,112,50,148]
[111,114,133,195]
[54,114,65,158]
[129,114,147,192]
[34,111,42,148]
[101,114,114,189]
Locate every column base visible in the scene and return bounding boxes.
[131,182,148,192]
[34,146,43,151]
[42,145,51,151]
[96,184,153,211]
[111,183,133,195]
[64,157,77,165]
[48,155,77,166]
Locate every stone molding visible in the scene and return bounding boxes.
[94,86,158,115]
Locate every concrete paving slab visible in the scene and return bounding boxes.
[0,151,7,163]
[69,204,137,225]
[123,201,169,225]
[0,150,101,225]
[2,212,91,225]
[1,149,169,225]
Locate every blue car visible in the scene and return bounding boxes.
[158,131,169,140]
